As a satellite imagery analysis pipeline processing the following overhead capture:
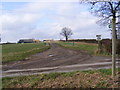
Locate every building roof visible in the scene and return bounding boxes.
[18,39,34,43]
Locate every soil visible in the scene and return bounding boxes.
[3,43,113,71]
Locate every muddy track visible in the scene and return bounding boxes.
[2,43,91,70]
[2,43,115,71]
[2,43,120,77]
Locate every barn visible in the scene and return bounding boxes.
[18,39,34,43]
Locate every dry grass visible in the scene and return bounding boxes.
[2,70,120,88]
[57,41,98,55]
[35,72,118,88]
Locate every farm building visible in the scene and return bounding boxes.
[18,39,40,43]
[33,39,40,43]
[43,39,53,42]
[18,39,34,43]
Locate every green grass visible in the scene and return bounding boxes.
[2,43,51,63]
[57,41,98,55]
[2,71,79,88]
[2,68,120,88]
[57,41,113,56]
[81,68,113,75]
[81,68,120,75]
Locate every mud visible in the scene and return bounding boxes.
[3,43,113,71]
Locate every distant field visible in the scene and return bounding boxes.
[2,68,120,88]
[2,43,51,63]
[57,41,98,55]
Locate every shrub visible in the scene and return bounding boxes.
[101,39,120,55]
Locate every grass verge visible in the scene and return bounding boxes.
[56,41,114,56]
[2,43,51,63]
[2,68,120,88]
[57,41,98,55]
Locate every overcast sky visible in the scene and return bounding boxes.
[1,1,111,43]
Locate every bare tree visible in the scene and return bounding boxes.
[84,1,120,77]
[117,28,120,39]
[60,27,73,41]
[117,16,120,39]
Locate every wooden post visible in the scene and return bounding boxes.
[112,17,116,77]
[73,41,74,46]
[96,35,102,53]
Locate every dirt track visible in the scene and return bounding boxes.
[3,43,112,70]
[0,43,120,77]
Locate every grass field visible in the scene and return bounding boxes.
[57,41,98,55]
[2,68,120,88]
[2,43,51,63]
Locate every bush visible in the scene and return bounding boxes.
[60,39,120,55]
[101,39,112,54]
[101,39,120,55]
[116,40,120,55]
[61,39,98,43]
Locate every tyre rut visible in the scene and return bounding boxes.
[3,43,91,70]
